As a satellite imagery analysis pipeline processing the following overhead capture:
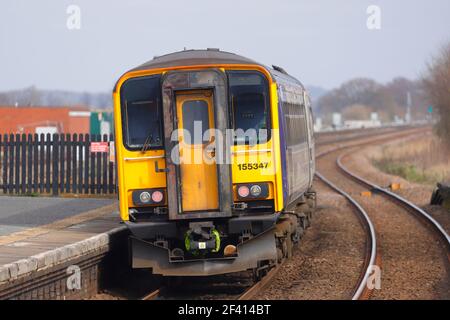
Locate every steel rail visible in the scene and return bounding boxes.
[140,260,285,300]
[141,288,161,300]
[141,263,282,300]
[314,171,378,300]
[312,127,444,300]
[337,151,450,253]
[238,264,282,300]
[314,141,383,300]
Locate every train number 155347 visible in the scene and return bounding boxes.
[237,162,269,170]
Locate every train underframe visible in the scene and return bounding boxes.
[126,189,316,278]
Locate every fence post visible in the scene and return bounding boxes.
[33,134,38,193]
[8,134,14,194]
[14,134,20,194]
[2,135,7,194]
[66,133,71,194]
[45,133,51,193]
[84,134,90,194]
[59,134,65,194]
[20,134,26,194]
[108,134,115,194]
[27,134,32,194]
[78,134,84,194]
[102,134,108,194]
[96,134,101,194]
[90,134,96,194]
[39,133,45,193]
[52,134,59,196]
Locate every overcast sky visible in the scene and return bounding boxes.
[0,0,449,92]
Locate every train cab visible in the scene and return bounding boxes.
[112,49,315,276]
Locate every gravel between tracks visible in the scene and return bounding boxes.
[318,148,450,300]
[254,178,366,300]
[342,142,450,234]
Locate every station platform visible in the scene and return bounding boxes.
[0,196,125,299]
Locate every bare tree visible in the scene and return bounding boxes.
[317,78,400,122]
[342,104,372,121]
[423,42,450,147]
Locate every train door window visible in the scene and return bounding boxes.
[227,71,270,144]
[181,99,210,145]
[120,75,163,150]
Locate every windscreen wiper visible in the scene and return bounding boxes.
[141,134,153,153]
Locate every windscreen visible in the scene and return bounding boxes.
[120,75,163,150]
[228,71,270,144]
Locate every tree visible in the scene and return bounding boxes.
[423,43,450,148]
[316,78,400,121]
[342,104,372,121]
[384,77,427,119]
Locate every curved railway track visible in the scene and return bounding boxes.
[139,126,448,301]
[315,171,378,300]
[140,130,409,301]
[314,145,380,300]
[315,130,449,300]
[337,150,450,256]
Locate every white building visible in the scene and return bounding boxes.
[343,119,381,129]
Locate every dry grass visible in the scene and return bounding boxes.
[371,133,450,185]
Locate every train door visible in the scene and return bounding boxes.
[304,92,315,185]
[174,90,220,212]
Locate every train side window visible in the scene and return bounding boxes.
[120,76,163,150]
[282,90,307,146]
[227,71,270,144]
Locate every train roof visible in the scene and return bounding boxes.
[127,49,303,87]
[129,49,261,71]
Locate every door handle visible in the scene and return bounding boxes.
[155,161,169,173]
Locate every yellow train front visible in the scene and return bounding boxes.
[113,49,315,277]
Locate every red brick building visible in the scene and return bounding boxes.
[0,106,91,134]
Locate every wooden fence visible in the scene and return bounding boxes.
[0,133,116,196]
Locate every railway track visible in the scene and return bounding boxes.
[137,126,447,301]
[139,130,418,301]
[315,130,450,300]
[237,264,282,300]
[314,171,378,300]
[337,150,450,256]
[141,264,283,300]
[314,143,380,300]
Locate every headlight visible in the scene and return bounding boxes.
[236,183,269,200]
[132,189,165,206]
[139,191,151,203]
[250,184,262,197]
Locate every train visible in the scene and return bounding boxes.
[112,49,316,278]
